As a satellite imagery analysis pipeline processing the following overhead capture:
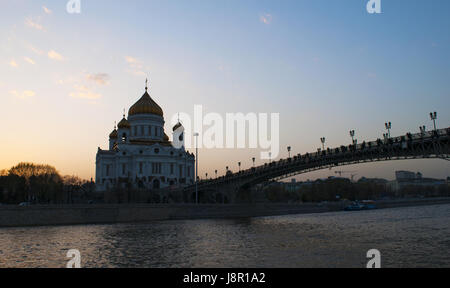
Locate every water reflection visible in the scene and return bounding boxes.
[0,204,449,268]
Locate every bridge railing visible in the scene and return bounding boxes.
[192,127,450,189]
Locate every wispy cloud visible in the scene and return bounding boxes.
[24,57,36,65]
[125,56,147,76]
[125,56,139,64]
[9,59,18,67]
[260,13,273,25]
[48,50,64,61]
[25,17,45,31]
[70,85,102,100]
[43,6,52,14]
[10,90,35,99]
[86,73,110,85]
[28,45,44,55]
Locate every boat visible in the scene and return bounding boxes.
[344,201,377,211]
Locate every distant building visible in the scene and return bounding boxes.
[389,171,446,192]
[283,179,314,192]
[358,177,388,185]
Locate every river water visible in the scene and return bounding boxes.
[0,204,449,268]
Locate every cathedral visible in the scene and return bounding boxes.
[95,81,195,192]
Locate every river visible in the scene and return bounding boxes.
[0,204,449,268]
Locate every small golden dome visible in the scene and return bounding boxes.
[117,117,130,129]
[109,129,118,139]
[128,91,163,117]
[172,122,183,131]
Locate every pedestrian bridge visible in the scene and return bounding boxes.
[184,127,450,202]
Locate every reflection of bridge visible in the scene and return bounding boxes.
[184,127,450,203]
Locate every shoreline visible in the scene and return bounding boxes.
[1,197,450,228]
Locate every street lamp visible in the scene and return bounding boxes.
[385,122,392,138]
[287,146,291,158]
[349,130,355,144]
[205,173,208,180]
[193,132,199,204]
[238,162,241,172]
[430,112,437,131]
[320,137,326,151]
[252,157,256,168]
[420,126,426,137]
[215,170,218,179]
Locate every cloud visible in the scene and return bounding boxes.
[48,50,64,61]
[86,73,110,85]
[260,13,273,25]
[25,17,45,31]
[10,90,35,99]
[9,59,18,67]
[28,45,44,55]
[125,56,139,64]
[24,57,36,65]
[43,6,52,14]
[70,85,102,100]
[125,56,147,76]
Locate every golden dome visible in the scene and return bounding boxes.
[128,91,163,117]
[172,122,183,131]
[117,117,130,129]
[109,129,118,139]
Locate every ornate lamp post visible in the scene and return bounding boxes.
[419,126,426,137]
[252,157,256,168]
[349,130,355,144]
[238,162,241,172]
[287,146,291,158]
[385,122,392,138]
[430,112,437,131]
[320,138,326,150]
[215,170,218,179]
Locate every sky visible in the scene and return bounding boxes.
[0,0,449,181]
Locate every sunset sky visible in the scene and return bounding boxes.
[1,0,449,180]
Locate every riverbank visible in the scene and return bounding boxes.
[1,197,450,228]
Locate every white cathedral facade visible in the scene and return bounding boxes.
[95,83,195,192]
